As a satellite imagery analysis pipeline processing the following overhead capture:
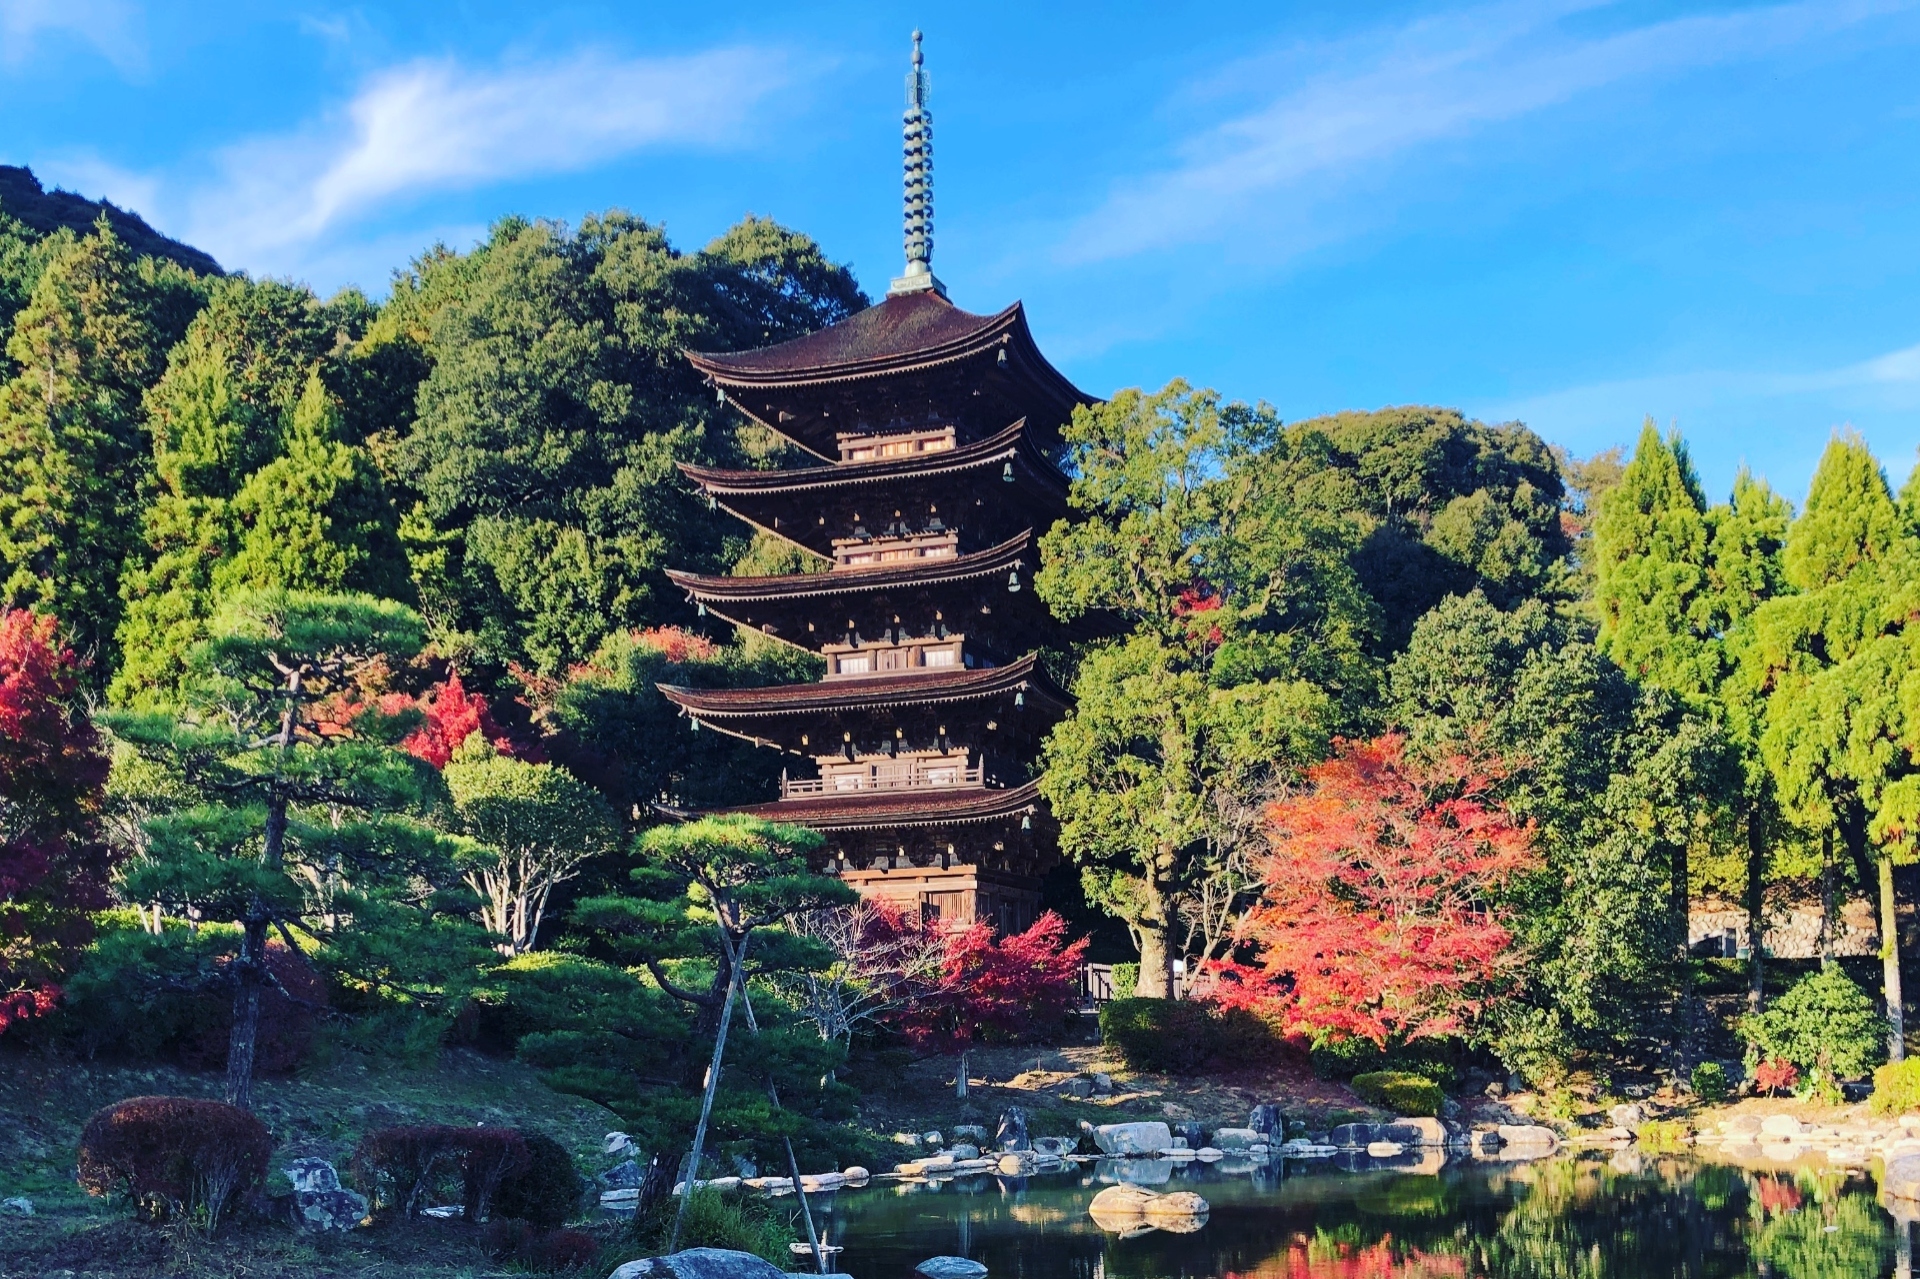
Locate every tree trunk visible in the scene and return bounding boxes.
[1746,808,1766,1014]
[1131,867,1176,999]
[1673,836,1691,962]
[226,789,288,1111]
[1820,831,1835,970]
[1883,854,1906,1062]
[670,931,750,1254]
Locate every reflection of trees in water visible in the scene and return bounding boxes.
[827,1160,1899,1279]
[1750,1173,1891,1279]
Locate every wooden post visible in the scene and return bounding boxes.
[668,930,751,1253]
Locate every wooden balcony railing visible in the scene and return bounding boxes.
[781,763,983,797]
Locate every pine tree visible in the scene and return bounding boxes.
[106,589,459,1108]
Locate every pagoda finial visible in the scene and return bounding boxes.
[889,29,946,298]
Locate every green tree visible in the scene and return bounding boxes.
[113,279,396,704]
[381,213,864,673]
[0,223,203,671]
[1749,433,1920,1060]
[442,737,619,956]
[1037,382,1364,997]
[1390,592,1734,1078]
[105,589,461,1108]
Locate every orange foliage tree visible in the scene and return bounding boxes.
[1205,735,1537,1047]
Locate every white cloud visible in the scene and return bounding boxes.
[180,45,793,269]
[1065,0,1911,264]
[0,0,143,73]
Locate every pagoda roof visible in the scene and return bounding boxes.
[685,291,1094,457]
[660,651,1064,722]
[666,531,1056,659]
[661,779,1045,833]
[677,420,1066,558]
[657,651,1068,755]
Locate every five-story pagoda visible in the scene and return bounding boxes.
[658,32,1094,933]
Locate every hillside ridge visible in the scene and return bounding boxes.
[0,164,221,275]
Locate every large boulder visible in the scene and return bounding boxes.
[995,1108,1031,1152]
[281,1158,366,1232]
[1381,1118,1450,1147]
[1032,1136,1078,1159]
[1608,1103,1646,1131]
[1088,1183,1210,1235]
[1171,1121,1206,1149]
[1761,1115,1809,1138]
[952,1125,990,1146]
[1495,1124,1559,1152]
[609,1249,791,1279]
[915,1260,989,1279]
[1093,1121,1173,1156]
[1329,1123,1380,1148]
[1886,1154,1920,1202]
[1209,1127,1261,1151]
[1248,1103,1283,1136]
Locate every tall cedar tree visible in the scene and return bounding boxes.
[0,610,117,1028]
[1591,422,1758,1005]
[0,225,203,672]
[113,279,394,705]
[1749,433,1920,1060]
[1206,735,1537,1047]
[1038,381,1369,998]
[106,589,451,1107]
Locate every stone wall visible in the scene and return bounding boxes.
[1689,897,1883,959]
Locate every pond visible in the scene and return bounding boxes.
[804,1153,1917,1278]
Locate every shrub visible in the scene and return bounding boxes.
[1754,1058,1800,1097]
[632,1186,791,1263]
[1099,997,1278,1073]
[1307,1033,1458,1084]
[1111,963,1139,999]
[77,1096,270,1231]
[494,1132,583,1229]
[1690,1061,1729,1104]
[1873,1058,1920,1115]
[1350,1071,1445,1117]
[1637,1119,1692,1152]
[1739,967,1886,1080]
[461,1128,532,1222]
[352,1124,467,1217]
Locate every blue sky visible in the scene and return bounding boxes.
[6,1,1920,504]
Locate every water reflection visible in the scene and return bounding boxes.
[814,1154,1913,1279]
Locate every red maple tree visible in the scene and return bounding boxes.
[0,611,116,1031]
[1203,734,1537,1048]
[888,910,1088,1055]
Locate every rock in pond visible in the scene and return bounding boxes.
[841,1165,870,1181]
[1885,1154,1920,1202]
[1380,1118,1451,1147]
[915,1257,990,1279]
[1494,1125,1559,1153]
[1031,1135,1078,1158]
[1093,1121,1173,1156]
[1210,1127,1262,1151]
[952,1124,990,1145]
[949,1143,981,1160]
[609,1249,790,1279]
[1248,1103,1283,1136]
[1088,1184,1210,1235]
[996,1107,1031,1152]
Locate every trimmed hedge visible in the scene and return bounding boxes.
[1098,997,1276,1073]
[1873,1058,1920,1116]
[77,1096,271,1229]
[1351,1071,1445,1117]
[495,1132,584,1229]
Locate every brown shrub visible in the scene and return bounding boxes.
[351,1124,467,1217]
[460,1127,531,1222]
[521,1227,601,1272]
[77,1096,270,1231]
